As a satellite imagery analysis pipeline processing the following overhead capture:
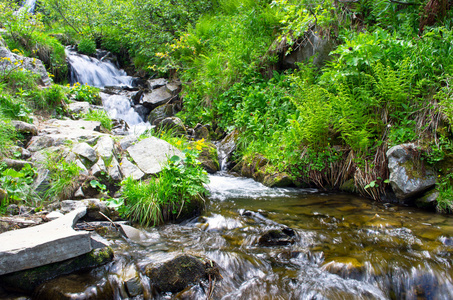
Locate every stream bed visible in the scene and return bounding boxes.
[38,172,452,300]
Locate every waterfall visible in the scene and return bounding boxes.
[21,0,36,13]
[66,48,133,88]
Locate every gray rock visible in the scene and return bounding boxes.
[1,158,33,170]
[74,159,89,176]
[387,144,436,200]
[67,101,92,115]
[415,189,439,209]
[140,86,172,109]
[11,120,38,136]
[107,156,122,181]
[119,135,137,151]
[32,168,50,195]
[0,208,90,275]
[258,228,296,246]
[94,135,116,161]
[0,46,51,86]
[133,104,150,120]
[145,255,220,294]
[45,211,64,221]
[127,137,183,175]
[147,78,167,90]
[165,81,182,96]
[91,158,107,177]
[72,142,97,163]
[120,157,145,180]
[157,117,186,135]
[147,104,174,125]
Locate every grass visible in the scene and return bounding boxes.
[83,109,113,131]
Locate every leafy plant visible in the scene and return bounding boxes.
[70,82,101,104]
[119,149,209,226]
[77,37,96,55]
[436,172,453,213]
[44,159,82,201]
[0,164,38,212]
[83,109,113,131]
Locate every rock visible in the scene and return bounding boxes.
[0,46,51,86]
[55,199,119,222]
[67,102,92,116]
[140,86,172,109]
[0,247,113,294]
[27,120,105,152]
[0,208,91,276]
[72,142,97,163]
[263,172,292,188]
[258,228,296,246]
[339,178,357,193]
[45,211,64,221]
[218,129,239,170]
[94,136,116,161]
[321,257,365,279]
[0,215,44,233]
[119,157,145,180]
[147,78,167,90]
[118,224,153,242]
[31,168,50,195]
[119,135,137,151]
[90,158,107,177]
[107,156,122,181]
[415,189,439,209]
[198,142,219,174]
[156,117,186,135]
[10,121,38,136]
[165,81,182,96]
[145,255,220,294]
[127,137,183,175]
[194,124,210,140]
[147,104,174,125]
[120,264,143,297]
[1,159,33,171]
[387,144,436,200]
[75,159,89,176]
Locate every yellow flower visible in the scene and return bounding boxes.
[175,140,182,146]
[196,145,202,151]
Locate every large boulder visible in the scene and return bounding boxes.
[387,144,436,200]
[140,86,172,110]
[127,137,183,175]
[145,255,220,294]
[0,247,113,294]
[0,208,91,276]
[0,46,51,86]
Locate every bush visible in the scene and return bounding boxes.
[83,109,112,131]
[77,37,96,56]
[119,149,209,226]
[0,119,16,158]
[70,82,101,104]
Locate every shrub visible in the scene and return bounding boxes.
[0,164,38,213]
[83,109,113,131]
[77,37,96,56]
[70,82,101,104]
[119,149,209,226]
[0,119,16,158]
[44,158,82,201]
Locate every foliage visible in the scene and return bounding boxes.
[44,158,82,201]
[0,119,15,158]
[0,164,38,212]
[119,149,209,226]
[77,37,96,56]
[436,172,453,213]
[69,82,101,104]
[83,109,112,131]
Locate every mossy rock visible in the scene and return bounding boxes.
[198,142,219,174]
[322,257,365,279]
[339,179,357,193]
[263,172,293,187]
[145,255,220,294]
[0,247,114,294]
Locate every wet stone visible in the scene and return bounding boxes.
[258,228,296,246]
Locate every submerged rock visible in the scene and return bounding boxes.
[387,143,436,200]
[145,255,220,294]
[321,257,365,279]
[258,228,296,246]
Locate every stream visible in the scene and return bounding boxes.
[36,172,452,299]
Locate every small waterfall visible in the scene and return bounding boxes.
[66,48,133,88]
[21,0,36,13]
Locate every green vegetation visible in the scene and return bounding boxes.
[118,146,209,226]
[83,109,113,131]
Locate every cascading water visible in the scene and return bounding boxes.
[66,48,150,134]
[21,0,36,13]
[66,48,133,88]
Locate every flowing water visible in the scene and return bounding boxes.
[51,173,452,300]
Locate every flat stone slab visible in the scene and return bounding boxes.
[0,208,92,276]
[140,86,172,109]
[127,137,183,175]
